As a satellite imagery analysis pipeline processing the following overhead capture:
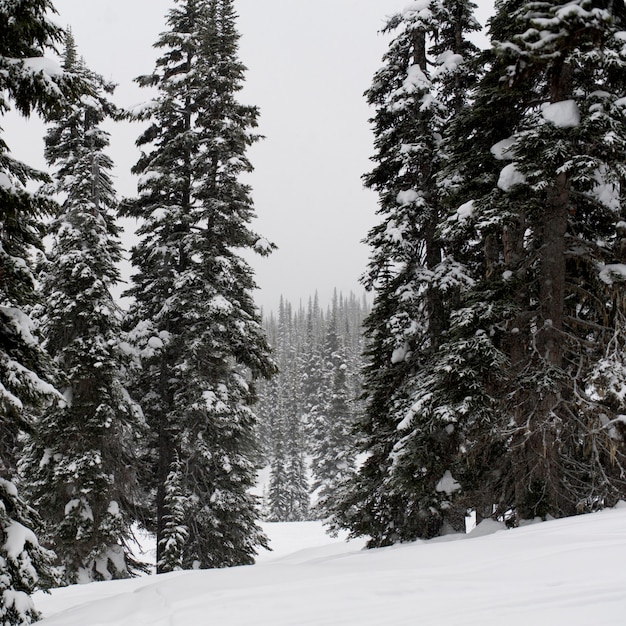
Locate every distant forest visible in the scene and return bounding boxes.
[255,292,369,522]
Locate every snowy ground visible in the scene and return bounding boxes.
[35,506,626,625]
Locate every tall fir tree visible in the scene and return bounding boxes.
[122,0,276,572]
[299,296,325,454]
[20,33,145,584]
[266,412,290,522]
[276,300,309,522]
[158,455,188,572]
[283,425,309,521]
[0,1,79,622]
[329,0,480,545]
[436,0,626,521]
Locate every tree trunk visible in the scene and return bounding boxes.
[514,60,572,520]
[537,173,568,365]
[410,29,445,348]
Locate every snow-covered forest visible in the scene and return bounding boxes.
[2,0,626,625]
[255,292,369,522]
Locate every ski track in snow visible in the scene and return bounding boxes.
[34,507,626,625]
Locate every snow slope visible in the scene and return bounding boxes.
[35,506,626,625]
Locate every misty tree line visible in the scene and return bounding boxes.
[3,0,626,625]
[255,292,369,522]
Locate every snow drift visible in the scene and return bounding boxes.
[35,506,626,625]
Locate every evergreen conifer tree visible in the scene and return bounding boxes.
[20,33,145,584]
[300,297,325,446]
[329,0,480,545]
[122,0,276,571]
[310,301,357,517]
[0,1,78,621]
[438,0,626,521]
[283,439,309,521]
[256,291,368,522]
[158,456,188,572]
[264,298,309,521]
[266,417,290,522]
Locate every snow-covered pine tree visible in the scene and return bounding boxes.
[264,298,309,522]
[19,33,145,584]
[310,299,356,518]
[122,0,276,571]
[328,0,480,545]
[256,292,368,522]
[299,296,325,444]
[340,292,369,405]
[158,456,188,572]
[277,303,309,521]
[407,0,537,527]
[382,0,487,537]
[439,0,626,521]
[283,427,309,521]
[0,1,78,621]
[266,414,290,522]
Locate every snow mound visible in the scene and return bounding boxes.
[35,507,626,625]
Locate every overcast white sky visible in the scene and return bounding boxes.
[7,0,493,312]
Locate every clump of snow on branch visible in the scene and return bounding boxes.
[455,200,474,222]
[402,0,433,19]
[396,189,419,205]
[598,263,626,285]
[490,137,515,161]
[433,50,464,78]
[541,100,581,128]
[497,163,527,191]
[254,238,273,255]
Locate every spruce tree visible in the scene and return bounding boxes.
[0,1,78,621]
[329,0,480,545]
[310,302,356,518]
[256,292,368,522]
[439,0,626,520]
[299,296,325,451]
[122,0,276,571]
[283,432,309,521]
[20,34,145,584]
[279,303,309,522]
[266,416,290,522]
